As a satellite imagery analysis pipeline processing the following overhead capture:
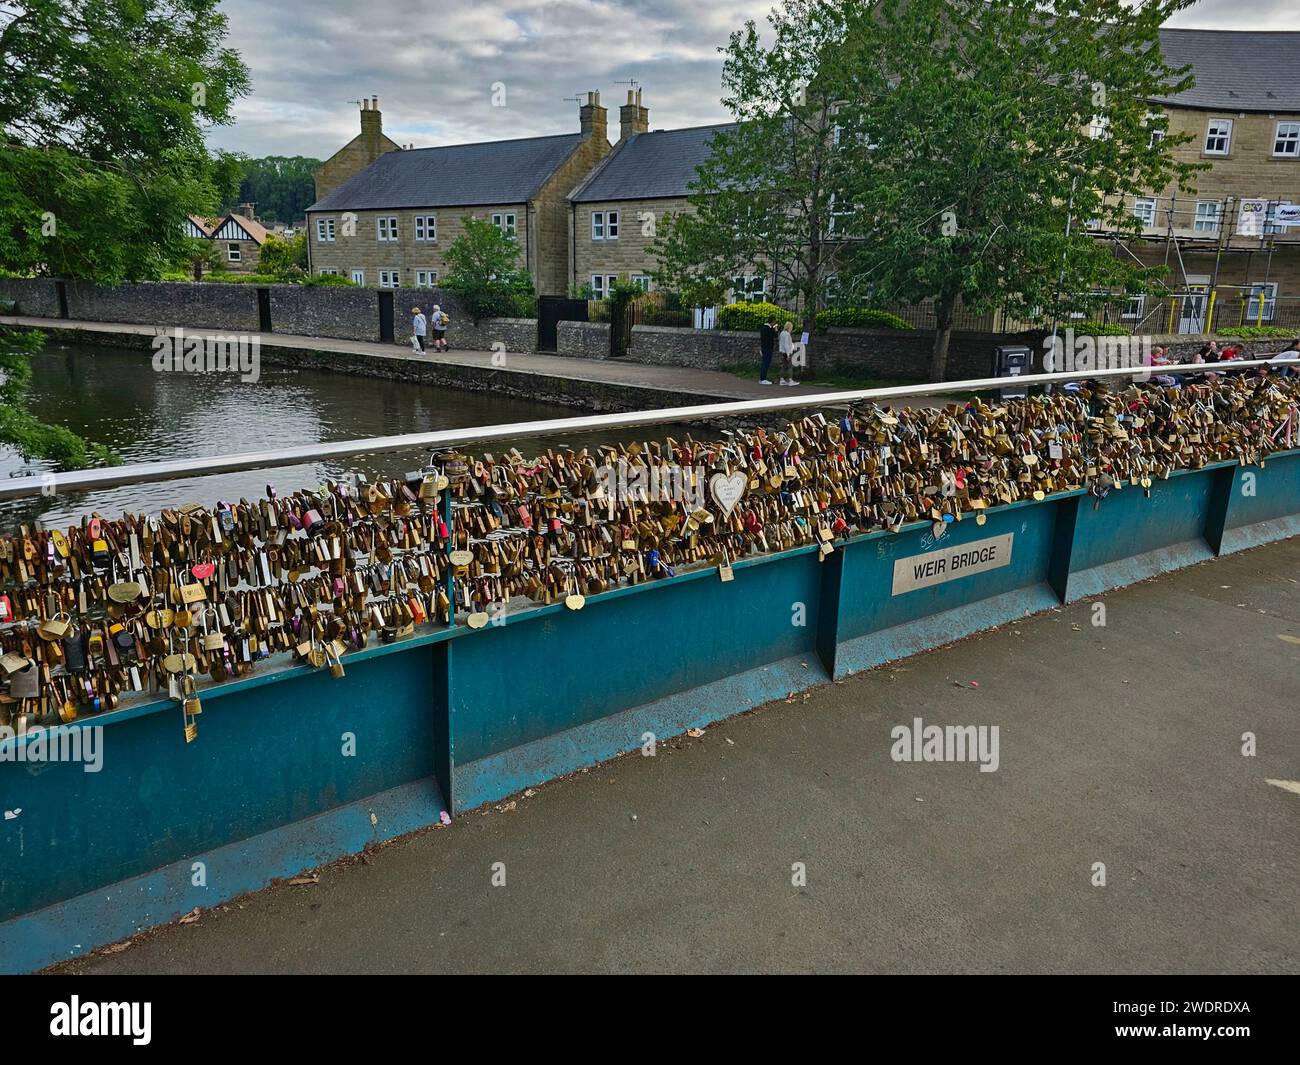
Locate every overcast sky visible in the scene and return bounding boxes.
[207,0,1298,160]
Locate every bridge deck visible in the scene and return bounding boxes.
[54,537,1299,974]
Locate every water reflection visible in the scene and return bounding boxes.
[1,342,692,526]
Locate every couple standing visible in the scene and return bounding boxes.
[411,306,448,353]
[759,316,799,386]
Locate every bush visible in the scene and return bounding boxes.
[1070,320,1132,336]
[301,271,357,287]
[717,301,788,331]
[643,308,693,327]
[199,272,282,284]
[815,307,913,331]
[1217,324,1297,339]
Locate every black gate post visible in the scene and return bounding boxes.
[379,291,395,343]
[55,280,69,320]
[257,288,272,333]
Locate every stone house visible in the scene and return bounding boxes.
[567,98,741,299]
[1087,28,1300,331]
[184,206,268,273]
[305,93,612,295]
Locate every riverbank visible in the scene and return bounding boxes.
[2,315,800,413]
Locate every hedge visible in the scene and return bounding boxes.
[1216,325,1297,339]
[717,301,788,331]
[814,307,913,331]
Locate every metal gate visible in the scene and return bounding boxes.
[611,299,640,358]
[257,287,272,333]
[537,296,588,352]
[378,291,395,343]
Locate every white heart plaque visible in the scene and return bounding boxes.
[709,472,746,516]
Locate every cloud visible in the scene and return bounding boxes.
[206,0,774,158]
[206,0,1286,160]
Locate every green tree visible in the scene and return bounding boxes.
[831,0,1199,379]
[653,0,852,335]
[0,328,115,468]
[442,217,534,324]
[226,156,322,224]
[0,0,250,283]
[257,231,308,280]
[180,234,222,280]
[0,0,248,465]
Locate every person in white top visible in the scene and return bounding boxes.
[410,308,427,352]
[778,321,798,387]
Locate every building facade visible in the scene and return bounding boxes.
[306,94,612,295]
[184,206,267,273]
[1091,29,1300,332]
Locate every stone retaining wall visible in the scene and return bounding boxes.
[0,277,537,353]
[0,278,61,317]
[557,321,610,359]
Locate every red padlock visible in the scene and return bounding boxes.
[0,594,11,622]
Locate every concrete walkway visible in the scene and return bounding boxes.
[54,537,1300,974]
[3,315,847,403]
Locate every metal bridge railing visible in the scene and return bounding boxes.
[0,359,1289,503]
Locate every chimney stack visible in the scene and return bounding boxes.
[619,87,649,142]
[359,93,384,154]
[580,90,607,142]
[238,202,255,220]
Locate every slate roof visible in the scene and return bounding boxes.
[1155,29,1300,112]
[569,124,737,203]
[307,133,587,212]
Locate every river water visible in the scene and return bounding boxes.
[0,341,671,528]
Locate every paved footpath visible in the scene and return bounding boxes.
[4,315,838,403]
[56,538,1299,974]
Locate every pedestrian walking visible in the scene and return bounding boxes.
[411,307,427,352]
[431,305,449,352]
[778,321,798,387]
[758,316,777,385]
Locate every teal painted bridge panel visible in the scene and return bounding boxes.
[0,646,437,922]
[2,452,1297,969]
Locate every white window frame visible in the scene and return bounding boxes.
[1247,282,1278,322]
[630,275,652,292]
[226,242,241,262]
[1121,295,1146,320]
[377,216,399,242]
[318,267,339,276]
[414,215,436,242]
[1132,197,1158,228]
[730,274,767,302]
[316,217,336,242]
[350,269,364,285]
[591,212,606,240]
[415,270,438,287]
[378,269,400,289]
[1088,115,1110,141]
[1193,201,1222,233]
[1148,128,1165,150]
[606,210,619,239]
[1273,122,1300,158]
[491,212,517,237]
[590,274,618,299]
[1204,118,1232,156]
